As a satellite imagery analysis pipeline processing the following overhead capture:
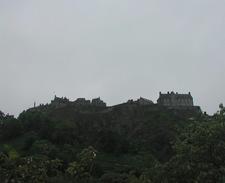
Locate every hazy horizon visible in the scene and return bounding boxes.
[1,0,225,116]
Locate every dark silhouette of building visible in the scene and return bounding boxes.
[136,97,154,105]
[74,98,91,106]
[91,97,106,107]
[157,92,194,107]
[51,95,69,107]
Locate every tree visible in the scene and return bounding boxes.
[163,120,225,183]
[0,118,23,140]
[0,154,63,183]
[218,103,225,126]
[0,110,5,119]
[66,146,97,181]
[30,140,58,158]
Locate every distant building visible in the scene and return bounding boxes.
[74,98,91,106]
[136,97,154,105]
[126,97,154,106]
[157,92,194,107]
[91,97,106,107]
[51,95,69,107]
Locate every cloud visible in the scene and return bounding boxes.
[0,0,225,115]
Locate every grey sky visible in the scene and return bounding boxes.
[0,0,225,116]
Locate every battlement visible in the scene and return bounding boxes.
[50,95,107,108]
[48,92,197,110]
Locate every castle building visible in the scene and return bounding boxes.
[136,97,154,105]
[127,97,154,105]
[74,98,91,106]
[157,92,194,107]
[51,95,69,106]
[92,97,106,107]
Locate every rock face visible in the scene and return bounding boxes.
[157,92,194,108]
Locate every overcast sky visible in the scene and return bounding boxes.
[0,0,225,116]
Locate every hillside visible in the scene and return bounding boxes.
[23,100,201,159]
[0,99,225,183]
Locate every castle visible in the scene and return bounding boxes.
[127,97,154,105]
[51,95,106,108]
[157,92,194,107]
[36,92,197,110]
[74,97,106,107]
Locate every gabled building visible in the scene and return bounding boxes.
[157,92,194,107]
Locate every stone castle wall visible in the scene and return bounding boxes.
[157,92,194,107]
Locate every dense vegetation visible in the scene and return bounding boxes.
[0,101,225,183]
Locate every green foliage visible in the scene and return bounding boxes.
[100,172,128,183]
[57,144,79,163]
[45,158,63,177]
[1,103,225,182]
[66,146,97,180]
[0,154,64,183]
[18,111,56,139]
[0,118,23,141]
[163,120,225,183]
[218,103,225,125]
[50,120,79,145]
[22,131,39,151]
[97,129,131,154]
[0,152,13,182]
[14,157,48,182]
[30,140,58,158]
[2,144,20,160]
